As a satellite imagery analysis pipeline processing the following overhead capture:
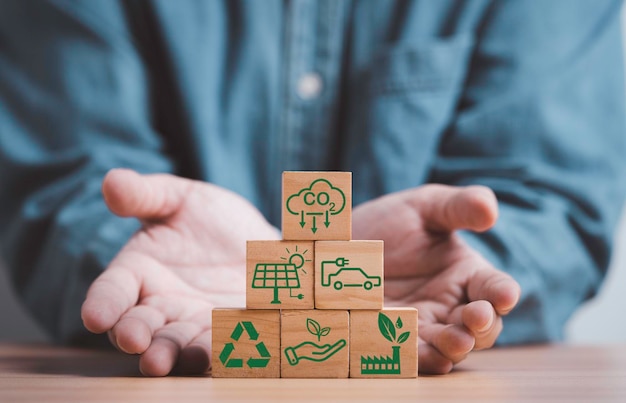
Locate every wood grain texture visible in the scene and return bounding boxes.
[315,241,384,310]
[280,310,349,378]
[349,308,417,378]
[246,241,314,309]
[212,309,280,378]
[1,344,626,401]
[282,172,352,241]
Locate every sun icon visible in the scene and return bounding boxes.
[280,245,312,274]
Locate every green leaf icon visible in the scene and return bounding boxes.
[307,318,321,340]
[306,318,331,342]
[378,312,396,343]
[396,317,403,329]
[397,331,410,344]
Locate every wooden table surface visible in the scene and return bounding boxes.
[0,343,625,402]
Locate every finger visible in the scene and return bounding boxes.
[448,300,503,350]
[469,315,503,351]
[139,321,204,377]
[418,342,454,375]
[467,266,521,315]
[412,184,498,233]
[107,330,120,351]
[102,168,193,220]
[81,257,143,334]
[433,325,475,364]
[176,329,212,375]
[448,300,493,333]
[110,305,166,354]
[420,322,475,364]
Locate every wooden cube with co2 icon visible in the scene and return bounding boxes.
[282,171,352,241]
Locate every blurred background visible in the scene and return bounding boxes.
[0,6,625,345]
[563,4,626,343]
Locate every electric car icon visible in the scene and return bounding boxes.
[320,257,381,290]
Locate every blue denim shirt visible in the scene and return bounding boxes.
[0,0,624,345]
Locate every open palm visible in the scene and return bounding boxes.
[81,169,279,376]
[353,185,520,374]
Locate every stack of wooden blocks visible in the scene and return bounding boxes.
[212,172,418,378]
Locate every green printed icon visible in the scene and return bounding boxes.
[219,321,271,368]
[360,313,410,375]
[306,317,331,342]
[286,179,346,233]
[321,257,381,290]
[284,318,347,366]
[252,246,311,304]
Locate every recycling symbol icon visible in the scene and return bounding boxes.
[219,321,271,368]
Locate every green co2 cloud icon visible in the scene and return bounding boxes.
[286,179,346,233]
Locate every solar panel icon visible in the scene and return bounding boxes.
[252,246,311,304]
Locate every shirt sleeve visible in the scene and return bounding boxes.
[430,0,626,343]
[0,0,173,345]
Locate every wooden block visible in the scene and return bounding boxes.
[212,309,280,378]
[282,171,352,241]
[280,310,349,378]
[349,308,418,378]
[246,240,314,309]
[314,240,384,310]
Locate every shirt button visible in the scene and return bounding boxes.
[297,73,323,100]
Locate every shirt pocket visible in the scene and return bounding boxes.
[345,34,475,201]
[369,33,474,95]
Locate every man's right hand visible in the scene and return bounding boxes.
[81,169,279,376]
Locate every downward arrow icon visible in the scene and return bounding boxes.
[299,210,306,228]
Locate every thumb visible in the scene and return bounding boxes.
[102,169,193,220]
[411,184,498,233]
